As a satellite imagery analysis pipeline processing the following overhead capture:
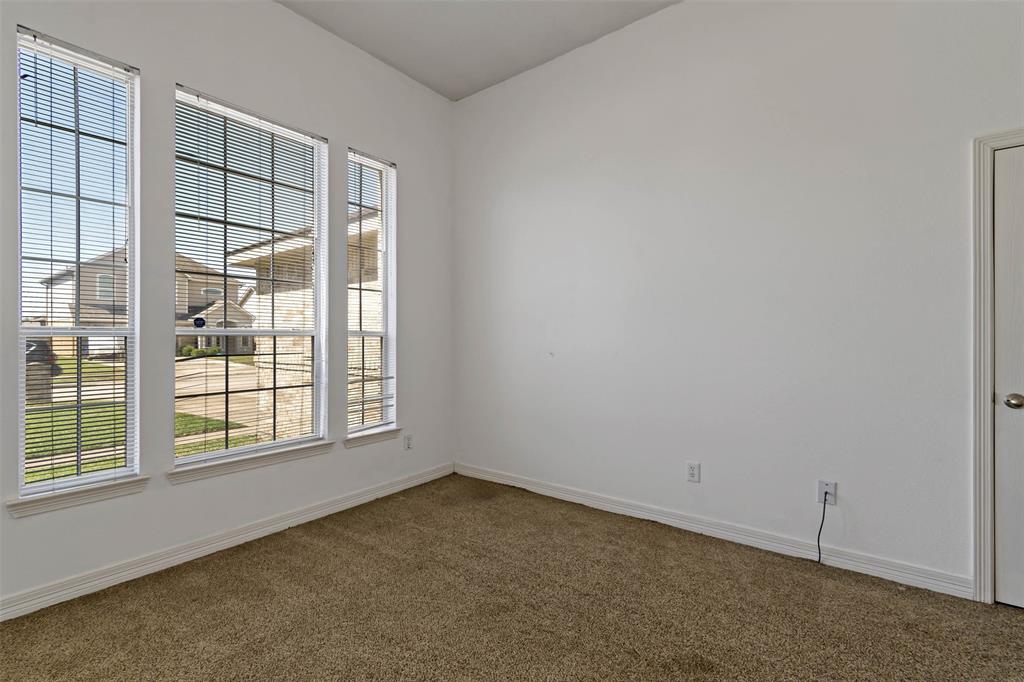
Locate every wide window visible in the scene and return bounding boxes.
[173,88,327,462]
[16,29,138,492]
[347,151,396,434]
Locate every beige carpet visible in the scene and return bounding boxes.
[1,474,1022,681]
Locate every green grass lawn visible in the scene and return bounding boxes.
[25,454,129,485]
[25,404,249,483]
[53,358,126,384]
[174,411,245,438]
[24,403,126,459]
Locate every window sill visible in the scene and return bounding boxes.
[6,475,150,518]
[344,426,402,448]
[166,438,335,485]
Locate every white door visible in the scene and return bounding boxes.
[995,144,1024,608]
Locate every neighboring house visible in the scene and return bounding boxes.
[174,253,254,355]
[37,247,129,358]
[222,208,379,440]
[227,228,319,441]
[226,208,379,330]
[36,247,255,357]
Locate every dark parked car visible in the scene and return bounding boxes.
[26,338,62,376]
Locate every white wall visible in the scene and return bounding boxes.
[453,1,1023,580]
[0,1,454,599]
[2,0,1021,607]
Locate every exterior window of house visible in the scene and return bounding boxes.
[173,87,327,462]
[16,29,139,492]
[347,150,396,434]
[96,274,115,300]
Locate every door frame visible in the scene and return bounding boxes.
[973,128,1024,603]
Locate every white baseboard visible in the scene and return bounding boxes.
[0,463,454,621]
[454,462,975,600]
[2,460,975,622]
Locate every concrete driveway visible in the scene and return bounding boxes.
[174,355,262,413]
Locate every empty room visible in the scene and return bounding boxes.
[0,0,1022,679]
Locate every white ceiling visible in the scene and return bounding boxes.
[278,0,679,101]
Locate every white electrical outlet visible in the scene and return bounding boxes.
[404,435,413,451]
[817,480,837,504]
[686,462,701,483]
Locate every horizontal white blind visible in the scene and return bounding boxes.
[17,29,138,493]
[347,150,396,434]
[173,88,327,463]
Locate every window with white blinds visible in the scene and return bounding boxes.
[16,29,139,493]
[347,151,396,434]
[173,88,327,463]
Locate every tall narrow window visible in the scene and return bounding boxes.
[347,151,396,434]
[16,29,138,492]
[173,88,327,462]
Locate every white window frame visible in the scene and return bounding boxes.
[96,273,116,301]
[15,28,140,497]
[347,149,397,437]
[172,86,329,467]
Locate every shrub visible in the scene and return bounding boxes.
[179,345,195,357]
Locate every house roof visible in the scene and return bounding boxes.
[174,252,240,280]
[39,247,126,287]
[225,206,379,266]
[42,206,380,286]
[177,298,255,327]
[40,248,239,287]
[227,228,313,267]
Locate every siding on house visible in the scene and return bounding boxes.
[228,237,314,441]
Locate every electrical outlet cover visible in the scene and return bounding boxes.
[686,462,701,483]
[817,480,837,504]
